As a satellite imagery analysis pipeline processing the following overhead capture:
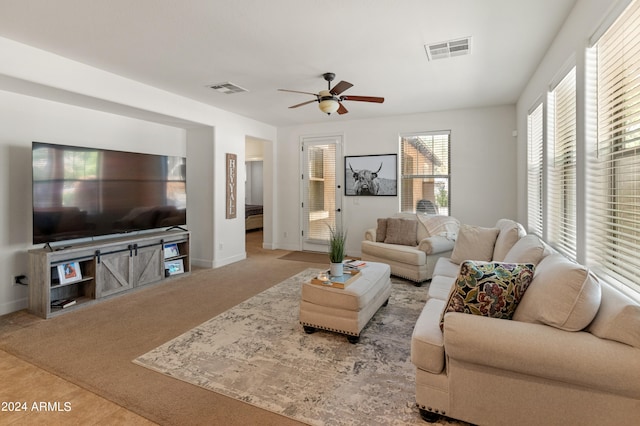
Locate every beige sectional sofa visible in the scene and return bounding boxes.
[361,213,460,284]
[411,219,640,425]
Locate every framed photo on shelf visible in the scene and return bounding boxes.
[57,262,82,285]
[164,243,180,259]
[344,154,397,196]
[164,259,185,276]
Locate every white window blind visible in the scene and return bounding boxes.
[548,67,577,259]
[527,103,544,237]
[400,132,450,215]
[303,142,337,242]
[589,0,640,292]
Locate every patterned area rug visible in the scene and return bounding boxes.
[134,269,459,425]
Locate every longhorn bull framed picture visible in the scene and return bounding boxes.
[345,154,397,196]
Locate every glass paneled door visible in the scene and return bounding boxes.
[301,135,343,252]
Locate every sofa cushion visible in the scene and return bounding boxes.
[587,284,640,348]
[440,261,535,330]
[450,225,500,264]
[432,257,460,278]
[427,275,456,301]
[513,253,601,331]
[503,234,547,265]
[493,219,526,261]
[411,298,447,374]
[384,218,417,246]
[375,218,388,242]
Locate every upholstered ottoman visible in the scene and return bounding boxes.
[299,262,392,343]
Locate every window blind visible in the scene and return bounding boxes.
[527,103,544,237]
[548,67,577,259]
[303,142,337,242]
[400,132,450,215]
[589,0,640,292]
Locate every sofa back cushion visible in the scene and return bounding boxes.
[450,225,500,264]
[503,234,547,266]
[513,253,601,331]
[587,284,640,348]
[384,218,418,246]
[493,219,527,261]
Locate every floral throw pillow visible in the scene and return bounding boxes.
[440,261,536,331]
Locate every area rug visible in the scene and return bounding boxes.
[134,269,460,425]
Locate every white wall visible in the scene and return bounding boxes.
[0,37,277,315]
[276,105,517,257]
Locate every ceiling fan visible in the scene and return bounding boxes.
[278,72,384,115]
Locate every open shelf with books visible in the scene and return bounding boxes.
[163,240,190,277]
[48,256,96,315]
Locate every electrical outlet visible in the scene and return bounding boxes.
[218,242,223,250]
[13,275,27,286]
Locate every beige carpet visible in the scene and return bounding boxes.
[0,239,323,425]
[278,251,330,263]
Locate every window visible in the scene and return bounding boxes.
[527,103,544,237]
[548,67,577,259]
[588,0,640,293]
[400,132,450,215]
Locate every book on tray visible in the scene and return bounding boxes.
[344,259,366,270]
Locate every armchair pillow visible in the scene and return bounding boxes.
[450,225,500,264]
[513,253,601,331]
[375,218,388,242]
[440,261,535,330]
[384,218,418,246]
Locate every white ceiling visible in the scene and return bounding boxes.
[0,0,577,127]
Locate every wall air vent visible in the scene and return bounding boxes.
[425,37,472,61]
[208,82,248,94]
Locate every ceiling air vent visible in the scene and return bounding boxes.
[425,37,471,61]
[208,82,248,94]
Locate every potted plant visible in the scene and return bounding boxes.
[327,223,347,277]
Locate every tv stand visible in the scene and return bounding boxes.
[28,230,190,319]
[166,225,188,232]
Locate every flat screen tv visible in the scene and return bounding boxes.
[32,142,187,245]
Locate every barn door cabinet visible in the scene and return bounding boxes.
[28,230,190,319]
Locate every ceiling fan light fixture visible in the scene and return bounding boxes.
[318,89,339,114]
[280,73,383,115]
[319,99,339,114]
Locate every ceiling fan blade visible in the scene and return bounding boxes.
[278,88,318,96]
[289,99,317,109]
[330,80,353,96]
[337,102,349,115]
[341,95,385,103]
